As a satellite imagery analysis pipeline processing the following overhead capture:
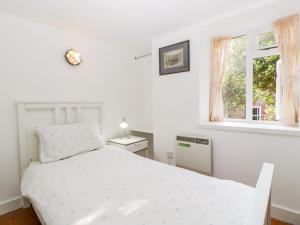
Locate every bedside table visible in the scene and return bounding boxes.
[108,136,149,157]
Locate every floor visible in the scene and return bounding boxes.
[0,207,293,225]
[0,207,40,225]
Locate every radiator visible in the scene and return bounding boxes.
[175,135,212,176]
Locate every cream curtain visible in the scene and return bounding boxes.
[273,15,300,127]
[209,37,231,122]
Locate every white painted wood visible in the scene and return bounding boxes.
[17,101,104,175]
[0,197,22,216]
[109,136,147,145]
[77,107,82,122]
[17,102,104,208]
[108,136,148,153]
[198,122,300,137]
[246,32,254,121]
[23,102,102,109]
[17,103,27,176]
[109,140,148,153]
[54,108,60,124]
[66,107,72,124]
[243,163,274,225]
[125,140,148,153]
[298,101,300,129]
[130,127,153,133]
[272,204,300,225]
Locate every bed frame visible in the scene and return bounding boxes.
[17,102,105,225]
[17,102,104,174]
[17,102,273,225]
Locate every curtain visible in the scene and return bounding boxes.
[209,37,231,122]
[273,15,300,127]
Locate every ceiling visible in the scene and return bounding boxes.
[1,0,279,54]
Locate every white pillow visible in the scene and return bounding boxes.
[37,121,104,163]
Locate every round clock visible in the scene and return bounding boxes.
[65,49,82,66]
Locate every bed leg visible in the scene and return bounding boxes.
[266,192,271,225]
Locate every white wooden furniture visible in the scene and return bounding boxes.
[108,136,149,157]
[244,163,274,225]
[130,127,153,133]
[17,102,103,206]
[17,102,104,174]
[130,128,154,159]
[17,101,274,225]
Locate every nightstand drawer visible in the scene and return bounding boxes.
[125,140,148,153]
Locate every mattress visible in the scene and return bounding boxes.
[21,145,254,225]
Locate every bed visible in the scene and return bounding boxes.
[17,102,274,225]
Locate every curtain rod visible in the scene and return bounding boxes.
[134,53,152,60]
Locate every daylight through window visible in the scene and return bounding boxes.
[223,36,246,119]
[223,30,280,122]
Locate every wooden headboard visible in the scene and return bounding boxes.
[17,102,104,175]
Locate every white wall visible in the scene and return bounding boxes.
[152,0,300,223]
[134,56,153,129]
[0,12,144,206]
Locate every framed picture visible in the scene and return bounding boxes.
[159,40,190,75]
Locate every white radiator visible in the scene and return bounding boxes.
[175,135,212,176]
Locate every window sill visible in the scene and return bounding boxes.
[198,121,300,137]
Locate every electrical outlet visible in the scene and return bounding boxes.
[167,151,174,159]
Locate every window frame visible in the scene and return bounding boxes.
[223,27,280,125]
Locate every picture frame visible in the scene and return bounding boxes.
[159,40,190,75]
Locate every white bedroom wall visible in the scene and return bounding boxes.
[152,0,300,223]
[134,56,153,129]
[0,12,143,209]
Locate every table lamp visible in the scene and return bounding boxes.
[120,117,129,139]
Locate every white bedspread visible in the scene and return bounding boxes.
[21,146,253,225]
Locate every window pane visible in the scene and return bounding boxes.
[252,106,261,120]
[257,31,277,50]
[223,36,247,119]
[253,55,280,121]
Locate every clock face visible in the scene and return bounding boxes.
[65,49,82,66]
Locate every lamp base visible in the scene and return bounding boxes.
[122,129,130,140]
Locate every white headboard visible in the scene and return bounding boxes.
[17,102,104,175]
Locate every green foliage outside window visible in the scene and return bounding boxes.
[223,34,280,121]
[253,55,279,121]
[223,36,246,119]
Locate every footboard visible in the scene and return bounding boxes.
[243,163,274,225]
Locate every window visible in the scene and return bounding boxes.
[223,36,246,119]
[257,31,277,50]
[253,55,280,121]
[252,106,261,120]
[223,30,281,122]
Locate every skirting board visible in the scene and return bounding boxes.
[272,204,300,225]
[0,196,22,216]
[0,196,299,224]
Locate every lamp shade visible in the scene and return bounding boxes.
[120,117,128,129]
